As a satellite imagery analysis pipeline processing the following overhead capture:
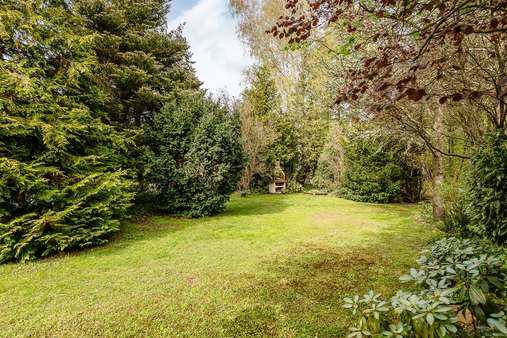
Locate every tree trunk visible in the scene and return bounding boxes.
[432,105,445,221]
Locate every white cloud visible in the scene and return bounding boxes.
[168,0,253,98]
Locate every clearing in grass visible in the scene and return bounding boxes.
[0,194,436,337]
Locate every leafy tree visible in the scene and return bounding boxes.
[144,93,246,217]
[295,117,328,184]
[243,64,279,123]
[239,63,327,189]
[271,0,507,127]
[231,1,333,189]
[238,99,273,192]
[271,0,507,219]
[311,123,345,191]
[240,65,282,191]
[0,0,133,263]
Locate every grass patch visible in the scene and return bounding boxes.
[0,194,438,337]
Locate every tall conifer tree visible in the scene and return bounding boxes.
[76,0,201,187]
[0,0,133,263]
[76,0,200,127]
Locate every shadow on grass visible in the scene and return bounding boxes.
[221,245,379,337]
[98,195,293,253]
[220,194,291,217]
[221,225,432,338]
[118,195,289,235]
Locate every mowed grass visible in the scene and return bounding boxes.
[0,194,438,337]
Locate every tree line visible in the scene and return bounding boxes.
[231,0,506,244]
[0,0,245,263]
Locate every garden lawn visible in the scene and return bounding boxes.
[0,194,437,337]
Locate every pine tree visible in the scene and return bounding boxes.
[0,0,133,263]
[76,0,200,126]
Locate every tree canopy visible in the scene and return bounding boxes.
[0,0,245,262]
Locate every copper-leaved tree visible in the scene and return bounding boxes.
[269,0,507,220]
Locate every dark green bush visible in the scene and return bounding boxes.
[468,130,507,244]
[339,127,423,203]
[0,167,133,263]
[144,93,246,217]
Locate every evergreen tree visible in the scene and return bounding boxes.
[76,0,200,127]
[0,0,133,263]
[76,0,201,189]
[339,127,424,203]
[244,64,279,123]
[144,93,246,217]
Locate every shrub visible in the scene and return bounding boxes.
[339,127,424,203]
[343,237,507,337]
[0,167,133,263]
[442,183,473,236]
[344,290,460,338]
[468,130,507,244]
[418,201,434,224]
[286,180,304,193]
[144,93,246,217]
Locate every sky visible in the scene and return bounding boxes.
[167,0,253,98]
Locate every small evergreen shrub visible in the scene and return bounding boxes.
[442,181,473,236]
[339,128,423,203]
[468,131,507,244]
[144,93,246,217]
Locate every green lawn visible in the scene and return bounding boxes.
[0,194,437,337]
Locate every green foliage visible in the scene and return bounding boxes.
[400,238,506,323]
[76,0,199,127]
[442,186,473,236]
[0,167,133,263]
[286,180,304,193]
[339,127,424,203]
[239,64,279,191]
[76,0,200,194]
[243,64,279,123]
[283,41,310,51]
[311,124,344,191]
[269,114,299,177]
[0,0,134,263]
[144,93,246,217]
[468,131,507,244]
[336,36,357,56]
[344,237,507,337]
[295,117,328,184]
[344,290,459,338]
[240,64,327,190]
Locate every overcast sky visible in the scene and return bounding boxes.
[167,0,253,98]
